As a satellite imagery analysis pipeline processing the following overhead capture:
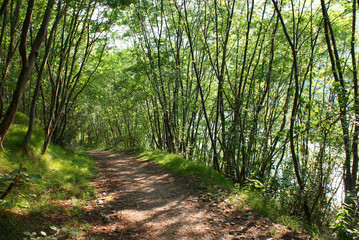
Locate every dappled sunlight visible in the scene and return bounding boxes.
[1,150,314,239]
[76,151,312,240]
[81,151,220,239]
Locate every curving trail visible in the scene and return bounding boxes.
[81,150,311,240]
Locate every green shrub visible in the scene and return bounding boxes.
[330,199,359,240]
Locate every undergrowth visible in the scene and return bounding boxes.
[0,113,97,240]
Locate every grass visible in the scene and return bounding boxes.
[228,187,286,220]
[233,188,335,238]
[0,113,97,239]
[104,146,145,153]
[136,150,233,189]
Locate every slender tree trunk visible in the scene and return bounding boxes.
[271,0,310,220]
[182,0,219,171]
[351,0,359,195]
[0,0,9,19]
[23,1,62,150]
[320,0,353,201]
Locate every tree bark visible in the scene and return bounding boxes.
[351,0,359,196]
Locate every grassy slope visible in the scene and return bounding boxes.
[0,113,97,239]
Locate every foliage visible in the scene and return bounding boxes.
[229,183,334,239]
[330,197,359,240]
[70,49,151,149]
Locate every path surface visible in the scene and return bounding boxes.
[82,151,312,240]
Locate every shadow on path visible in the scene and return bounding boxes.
[82,150,217,240]
[78,150,313,240]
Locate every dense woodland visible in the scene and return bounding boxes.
[1,0,359,235]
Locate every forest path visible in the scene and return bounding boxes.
[82,150,310,240]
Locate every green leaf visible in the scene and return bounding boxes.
[1,202,12,209]
[69,229,81,235]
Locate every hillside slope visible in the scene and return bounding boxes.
[0,113,97,239]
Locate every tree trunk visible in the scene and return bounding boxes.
[320,0,353,202]
[271,0,311,221]
[351,0,359,196]
[23,1,62,151]
[182,0,220,171]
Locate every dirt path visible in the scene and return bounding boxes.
[81,150,313,240]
